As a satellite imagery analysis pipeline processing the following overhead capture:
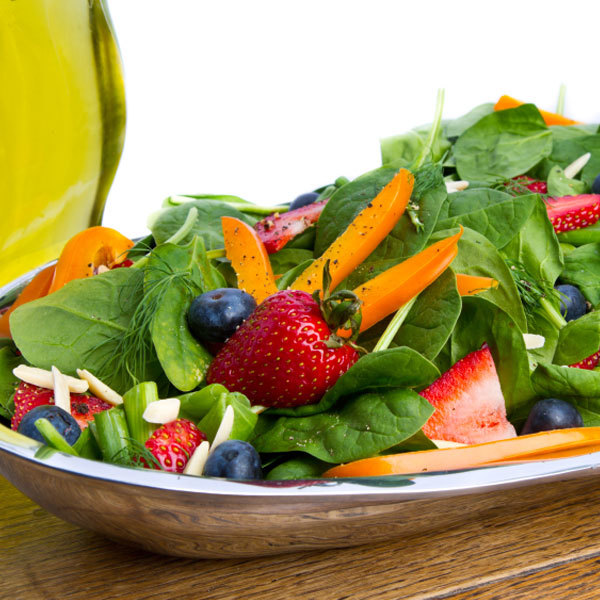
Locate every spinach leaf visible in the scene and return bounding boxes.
[450,297,536,419]
[276,259,313,291]
[10,269,162,392]
[431,227,527,331]
[392,268,462,360]
[269,347,439,417]
[146,239,217,392]
[434,188,535,249]
[549,124,600,141]
[269,248,314,275]
[553,311,600,366]
[150,200,255,249]
[198,391,257,443]
[381,124,451,167]
[502,196,563,287]
[560,243,600,307]
[453,105,552,183]
[265,455,329,480]
[253,388,434,463]
[0,345,24,420]
[444,103,494,140]
[547,165,588,196]
[532,362,600,426]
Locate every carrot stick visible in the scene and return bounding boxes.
[221,216,278,304]
[455,273,498,296]
[0,264,56,338]
[323,427,600,478]
[49,226,134,294]
[348,228,462,334]
[290,168,414,294]
[494,95,581,126]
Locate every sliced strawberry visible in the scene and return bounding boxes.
[420,347,516,444]
[111,258,134,269]
[69,395,112,429]
[254,199,328,254]
[11,382,55,430]
[545,194,600,233]
[11,381,110,431]
[505,176,548,196]
[569,350,600,370]
[144,418,206,473]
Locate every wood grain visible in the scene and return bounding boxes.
[4,475,600,600]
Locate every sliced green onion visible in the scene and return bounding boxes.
[34,418,78,456]
[373,296,419,353]
[123,381,160,445]
[93,407,131,462]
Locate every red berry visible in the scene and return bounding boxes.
[69,395,112,429]
[569,350,600,370]
[254,200,328,254]
[420,347,516,444]
[506,176,548,196]
[545,194,600,233]
[11,382,54,430]
[11,381,110,431]
[144,419,206,473]
[206,289,359,407]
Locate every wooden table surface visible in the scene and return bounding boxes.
[4,474,600,600]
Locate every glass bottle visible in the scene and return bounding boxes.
[0,0,126,287]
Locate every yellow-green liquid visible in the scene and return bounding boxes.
[0,0,125,287]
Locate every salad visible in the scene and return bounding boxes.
[2,91,600,481]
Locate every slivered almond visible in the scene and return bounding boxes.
[445,180,469,193]
[564,152,591,179]
[76,369,123,406]
[183,441,210,476]
[51,366,71,413]
[143,398,181,424]
[13,365,89,393]
[523,333,545,350]
[209,404,234,454]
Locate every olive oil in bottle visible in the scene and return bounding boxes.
[0,0,126,287]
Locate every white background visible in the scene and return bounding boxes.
[103,0,600,238]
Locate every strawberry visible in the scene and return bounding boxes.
[569,350,600,370]
[545,194,600,233]
[420,347,516,444]
[254,199,328,254]
[144,419,206,473]
[11,381,110,431]
[69,395,112,429]
[206,289,360,407]
[505,176,548,196]
[110,258,134,269]
[11,381,54,430]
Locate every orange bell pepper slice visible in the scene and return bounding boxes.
[221,216,278,304]
[349,228,462,334]
[494,95,581,126]
[0,264,56,338]
[291,168,414,294]
[323,427,600,478]
[48,226,134,294]
[455,273,498,296]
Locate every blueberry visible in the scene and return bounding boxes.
[203,440,262,479]
[555,284,587,322]
[18,405,81,445]
[188,288,256,343]
[289,192,319,211]
[592,173,600,194]
[521,398,584,435]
